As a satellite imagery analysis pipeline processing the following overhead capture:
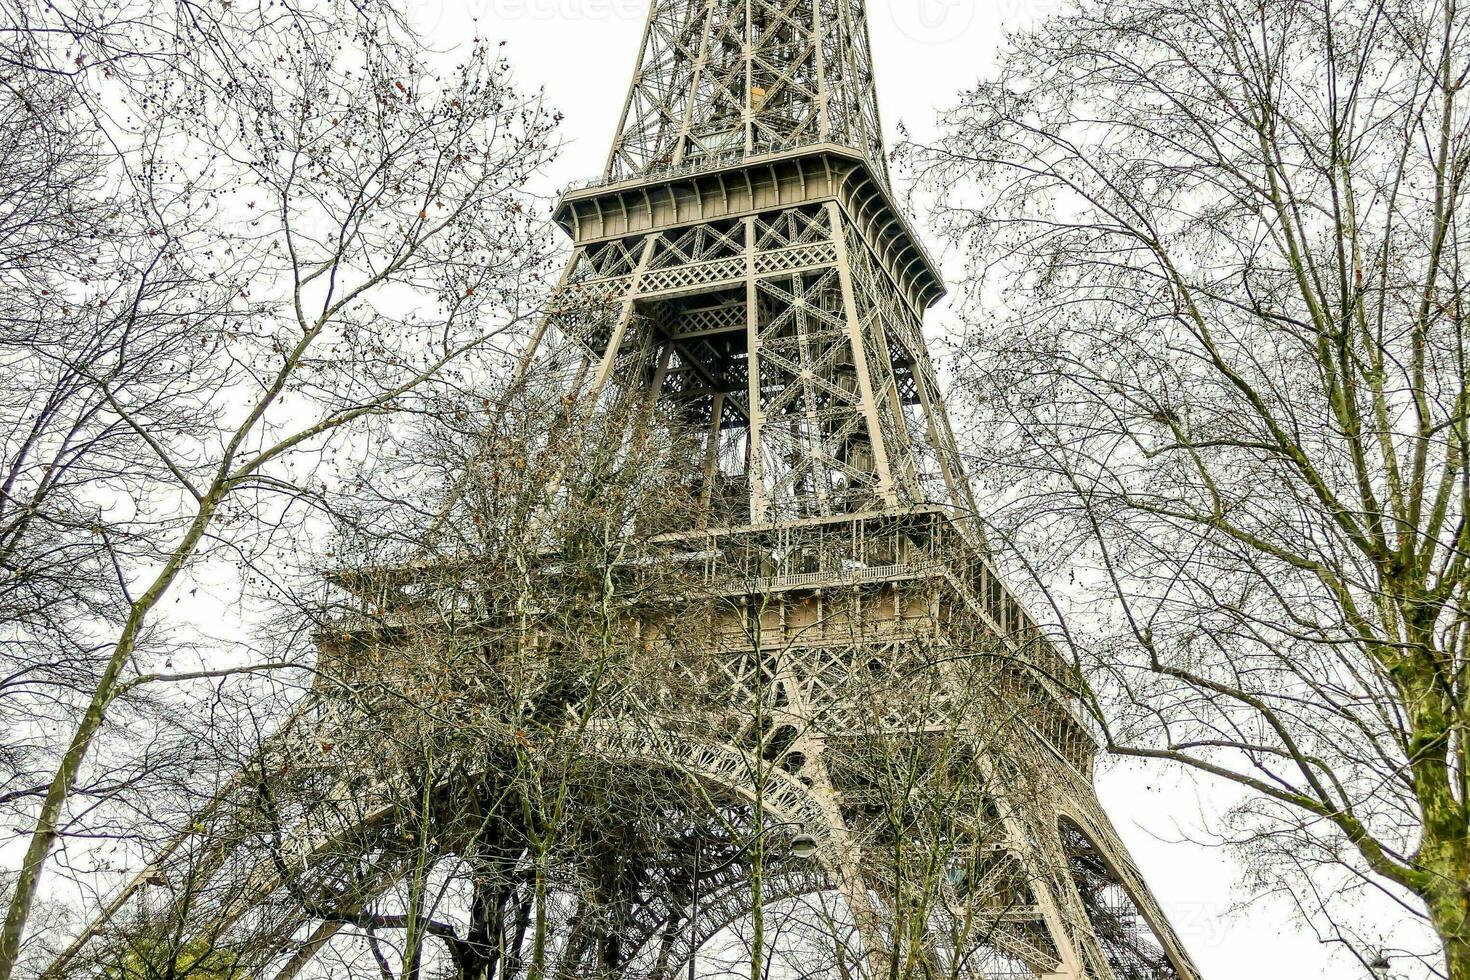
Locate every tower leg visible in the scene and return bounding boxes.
[799,749,891,980]
[268,920,345,980]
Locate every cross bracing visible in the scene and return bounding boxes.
[53,503,1201,980]
[549,198,967,523]
[605,0,887,186]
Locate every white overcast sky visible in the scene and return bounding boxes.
[401,1,1381,976]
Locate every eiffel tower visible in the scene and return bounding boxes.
[511,3,1203,978]
[48,4,1205,979]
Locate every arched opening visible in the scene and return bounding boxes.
[1058,817,1183,980]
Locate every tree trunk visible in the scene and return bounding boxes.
[528,853,548,980]
[1446,940,1470,980]
[0,505,213,980]
[1427,873,1470,980]
[461,874,502,980]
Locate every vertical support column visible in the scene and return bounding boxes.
[743,0,755,156]
[763,632,889,980]
[514,244,582,389]
[649,909,684,978]
[261,859,404,980]
[630,342,676,453]
[792,282,832,516]
[603,1,662,180]
[745,215,769,523]
[269,922,346,980]
[975,748,1086,980]
[672,0,722,167]
[590,236,660,399]
[700,391,727,526]
[826,201,898,506]
[864,311,924,494]
[907,345,985,525]
[837,0,888,179]
[643,344,675,416]
[800,751,892,980]
[910,357,967,511]
[812,0,830,142]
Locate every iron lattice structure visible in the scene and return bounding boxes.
[53,4,1205,979]
[601,0,887,184]
[522,2,1202,974]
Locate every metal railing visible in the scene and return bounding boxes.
[561,148,749,196]
[558,141,888,199]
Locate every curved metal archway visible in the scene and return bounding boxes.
[1057,817,1183,980]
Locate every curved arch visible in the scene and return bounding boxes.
[1057,816,1184,980]
[66,723,884,980]
[624,868,828,975]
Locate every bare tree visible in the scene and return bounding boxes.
[0,1,558,975]
[0,2,188,819]
[903,0,1469,975]
[50,378,708,980]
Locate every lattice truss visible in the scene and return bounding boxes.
[606,0,886,182]
[614,590,1081,979]
[549,203,965,523]
[52,506,1202,980]
[1036,761,1195,980]
[87,579,1176,980]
